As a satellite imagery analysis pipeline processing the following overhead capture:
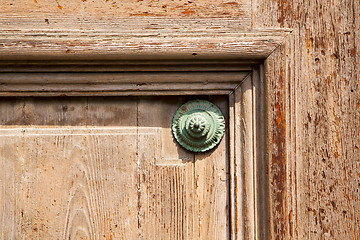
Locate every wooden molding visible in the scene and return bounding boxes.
[0,17,291,60]
[0,17,292,239]
[0,63,251,96]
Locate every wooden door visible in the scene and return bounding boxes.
[0,96,229,239]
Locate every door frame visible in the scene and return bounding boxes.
[0,17,293,239]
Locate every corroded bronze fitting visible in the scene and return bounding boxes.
[172,99,225,152]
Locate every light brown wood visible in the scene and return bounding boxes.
[0,65,250,96]
[137,97,194,239]
[1,0,358,238]
[0,127,143,239]
[240,75,255,239]
[229,83,245,239]
[0,96,232,239]
[0,81,265,239]
[0,1,251,19]
[228,90,237,239]
[0,17,290,60]
[0,60,253,72]
[194,96,229,239]
[254,0,360,238]
[0,97,140,239]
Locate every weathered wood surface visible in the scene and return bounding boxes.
[193,96,229,239]
[0,96,229,239]
[254,0,360,239]
[0,71,250,96]
[0,0,359,239]
[0,25,287,60]
[0,60,251,97]
[0,61,253,72]
[0,14,289,60]
[0,0,251,18]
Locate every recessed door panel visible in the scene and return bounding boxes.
[0,96,229,239]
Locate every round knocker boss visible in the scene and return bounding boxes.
[172,99,225,152]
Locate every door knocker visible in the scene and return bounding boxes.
[172,99,225,152]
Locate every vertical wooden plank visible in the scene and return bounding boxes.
[137,131,194,240]
[233,85,244,240]
[137,97,195,239]
[285,33,298,240]
[252,64,269,239]
[263,47,288,240]
[0,134,17,239]
[194,96,229,240]
[253,64,268,240]
[228,91,237,239]
[254,0,360,239]
[62,131,140,240]
[240,75,255,239]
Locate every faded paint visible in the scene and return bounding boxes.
[0,0,251,18]
[256,0,360,239]
[0,0,358,239]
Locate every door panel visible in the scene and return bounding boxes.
[0,96,229,239]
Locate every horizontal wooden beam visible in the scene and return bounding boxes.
[0,17,291,60]
[0,60,253,72]
[0,72,249,84]
[0,82,240,92]
[0,72,247,96]
[0,90,234,97]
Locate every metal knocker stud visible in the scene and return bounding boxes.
[172,99,225,152]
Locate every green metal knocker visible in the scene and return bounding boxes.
[172,99,225,152]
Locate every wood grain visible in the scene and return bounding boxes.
[0,72,250,84]
[194,96,229,240]
[0,69,250,96]
[0,17,289,60]
[137,97,195,239]
[0,96,231,239]
[252,65,268,240]
[239,75,255,239]
[138,96,230,239]
[254,0,360,239]
[0,127,142,239]
[0,60,252,73]
[0,0,357,238]
[0,1,251,19]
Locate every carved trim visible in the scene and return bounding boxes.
[0,17,291,60]
[0,18,290,238]
[0,60,251,96]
